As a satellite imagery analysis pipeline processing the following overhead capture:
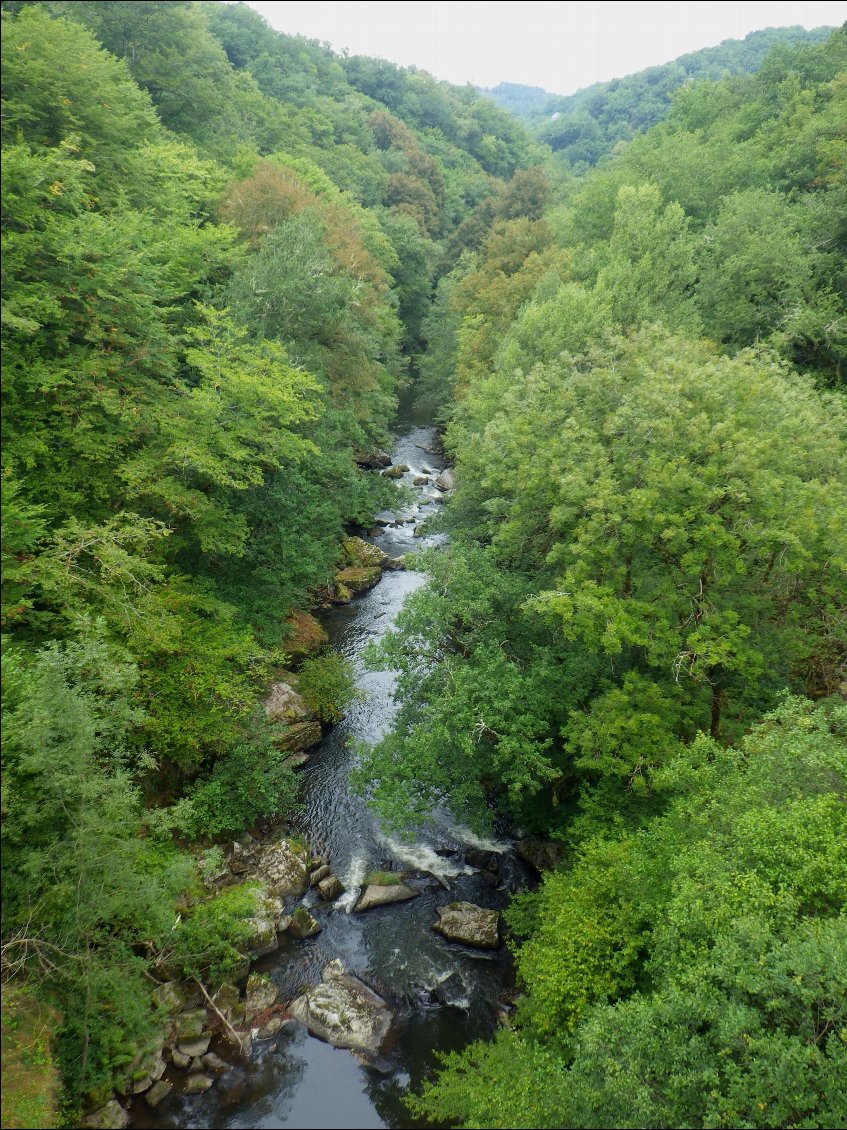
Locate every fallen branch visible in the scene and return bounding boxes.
[193,977,247,1055]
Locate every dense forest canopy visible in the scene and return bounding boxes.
[1,3,845,1127]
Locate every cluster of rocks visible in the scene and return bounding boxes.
[308,853,345,903]
[83,832,515,1128]
[82,973,294,1128]
[84,835,336,1127]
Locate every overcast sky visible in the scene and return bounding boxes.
[243,1,845,95]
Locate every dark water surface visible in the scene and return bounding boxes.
[136,403,528,1130]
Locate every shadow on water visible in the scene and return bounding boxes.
[134,399,530,1129]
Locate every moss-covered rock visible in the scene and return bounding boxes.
[342,536,388,569]
[283,611,328,665]
[288,906,322,939]
[274,720,322,752]
[335,566,382,593]
[264,677,316,724]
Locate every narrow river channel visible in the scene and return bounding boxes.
[138,400,529,1130]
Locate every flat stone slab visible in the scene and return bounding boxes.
[176,1035,210,1058]
[288,962,393,1053]
[184,1073,214,1094]
[353,882,420,912]
[145,1079,173,1107]
[433,902,500,949]
[82,1100,130,1129]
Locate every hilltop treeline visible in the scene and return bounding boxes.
[485,25,833,167]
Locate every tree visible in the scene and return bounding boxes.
[411,697,847,1129]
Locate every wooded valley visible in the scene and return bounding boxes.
[1,4,845,1127]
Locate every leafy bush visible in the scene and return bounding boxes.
[296,653,360,724]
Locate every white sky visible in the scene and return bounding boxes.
[242,1,845,95]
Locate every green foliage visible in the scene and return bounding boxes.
[169,729,299,839]
[414,699,847,1128]
[168,884,257,985]
[0,636,193,1102]
[296,653,359,724]
[365,870,404,887]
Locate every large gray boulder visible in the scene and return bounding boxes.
[515,837,564,874]
[287,961,393,1053]
[435,468,455,492]
[82,1101,130,1129]
[264,678,315,723]
[433,902,499,949]
[251,839,309,898]
[353,882,419,913]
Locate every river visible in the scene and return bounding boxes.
[137,401,529,1130]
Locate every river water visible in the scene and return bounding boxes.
[137,404,529,1130]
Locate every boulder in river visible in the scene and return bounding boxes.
[318,874,344,901]
[464,848,499,873]
[287,961,393,1053]
[413,475,429,485]
[287,906,321,939]
[335,565,382,593]
[435,468,455,492]
[382,464,409,479]
[310,863,331,887]
[353,880,419,912]
[433,902,500,949]
[515,837,564,874]
[245,973,277,1015]
[342,536,388,570]
[429,970,469,1009]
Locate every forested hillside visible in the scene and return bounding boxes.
[1,4,845,1127]
[483,25,833,167]
[0,2,545,1120]
[362,24,847,1129]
